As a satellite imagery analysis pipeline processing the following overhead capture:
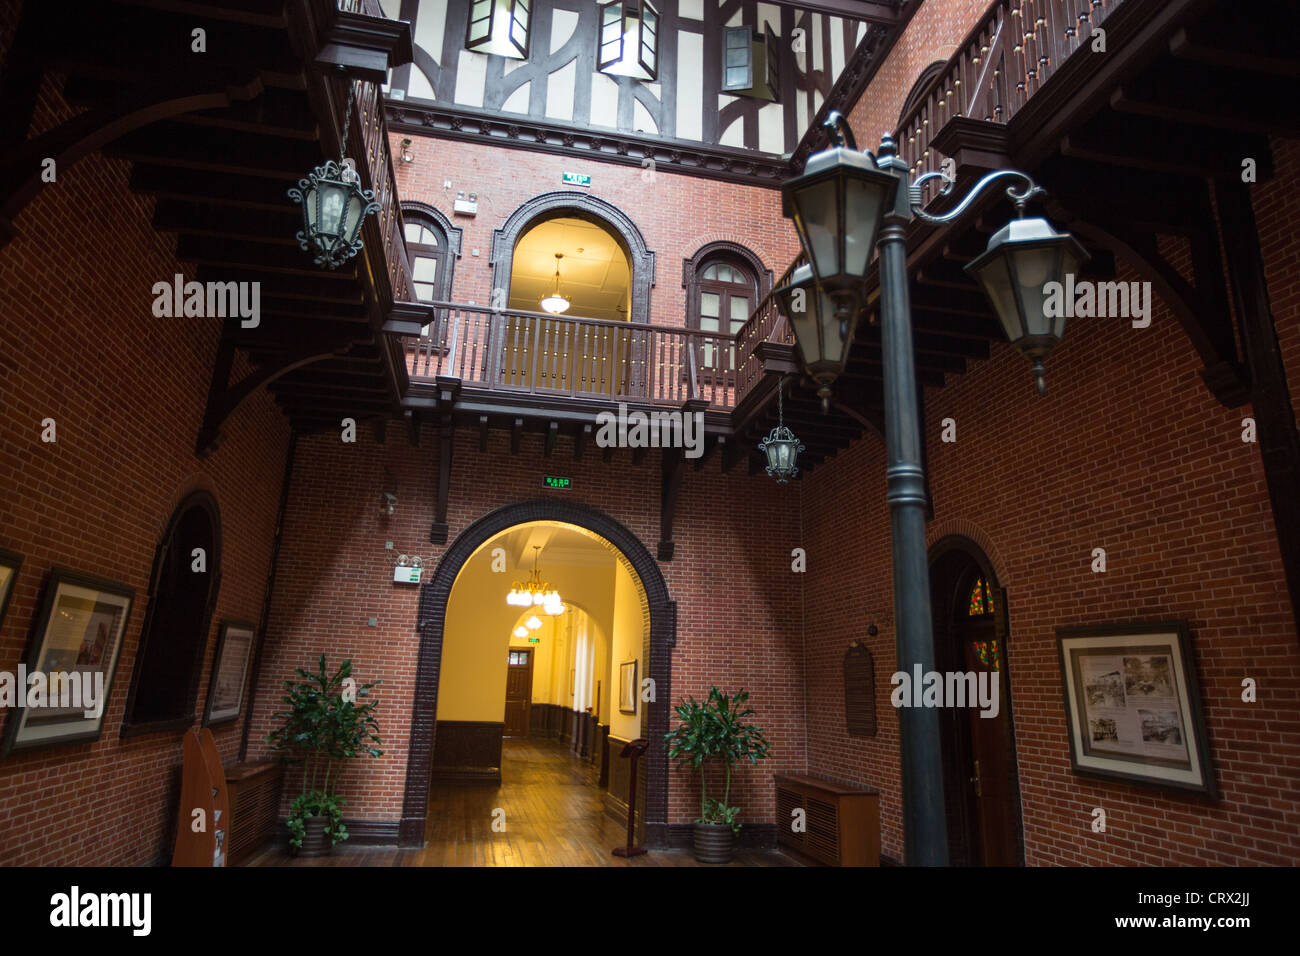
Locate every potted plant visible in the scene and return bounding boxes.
[665,686,770,863]
[266,655,382,857]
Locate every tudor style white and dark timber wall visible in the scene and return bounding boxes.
[379,0,873,155]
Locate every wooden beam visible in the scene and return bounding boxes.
[544,420,559,458]
[1216,178,1300,635]
[1110,62,1300,137]
[510,417,523,456]
[574,423,591,461]
[478,414,490,452]
[759,0,900,26]
[407,409,420,447]
[1062,113,1273,181]
[429,380,459,545]
[658,449,686,561]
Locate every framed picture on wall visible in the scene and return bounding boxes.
[3,569,134,756]
[619,660,637,715]
[1057,621,1215,797]
[0,547,22,628]
[203,620,256,726]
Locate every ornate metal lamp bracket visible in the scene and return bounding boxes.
[909,168,1046,225]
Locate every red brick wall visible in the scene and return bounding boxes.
[245,424,808,829]
[0,74,290,865]
[800,0,1300,866]
[389,133,803,324]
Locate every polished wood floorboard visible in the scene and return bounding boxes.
[247,737,800,867]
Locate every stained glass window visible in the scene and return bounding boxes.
[971,639,1001,671]
[968,577,995,616]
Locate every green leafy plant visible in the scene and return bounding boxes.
[266,655,383,849]
[665,687,770,835]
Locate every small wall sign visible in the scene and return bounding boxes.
[543,475,571,489]
[562,172,591,188]
[393,566,421,584]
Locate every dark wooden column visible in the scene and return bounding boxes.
[1215,179,1300,634]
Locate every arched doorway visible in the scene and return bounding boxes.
[928,536,1025,866]
[399,500,674,848]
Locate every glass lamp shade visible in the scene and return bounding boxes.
[513,626,529,638]
[774,263,863,401]
[288,159,379,270]
[539,293,571,314]
[964,216,1089,394]
[543,595,565,615]
[758,424,805,483]
[525,615,543,630]
[781,145,896,297]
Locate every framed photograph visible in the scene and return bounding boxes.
[0,547,22,629]
[203,620,256,726]
[1057,621,1215,797]
[3,569,134,756]
[618,660,638,715]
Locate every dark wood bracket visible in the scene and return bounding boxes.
[1046,182,1249,408]
[429,377,460,545]
[312,4,414,84]
[196,328,354,458]
[658,448,685,562]
[1216,179,1300,635]
[1,73,264,245]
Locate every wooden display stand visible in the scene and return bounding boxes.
[172,727,231,867]
[611,738,648,858]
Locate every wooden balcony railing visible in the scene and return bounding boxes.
[899,0,1125,201]
[406,303,739,408]
[734,253,804,406]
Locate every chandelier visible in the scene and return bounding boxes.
[506,546,565,614]
[539,252,571,314]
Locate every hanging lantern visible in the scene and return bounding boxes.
[288,89,380,269]
[757,378,805,483]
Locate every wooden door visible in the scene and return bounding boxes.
[504,649,533,737]
[958,608,1018,865]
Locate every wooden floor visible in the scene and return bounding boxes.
[247,737,799,867]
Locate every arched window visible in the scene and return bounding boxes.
[898,60,948,126]
[683,243,771,375]
[121,491,222,734]
[402,203,461,305]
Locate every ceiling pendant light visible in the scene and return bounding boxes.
[540,252,572,314]
[505,546,564,610]
[513,626,529,638]
[757,376,805,483]
[525,615,543,630]
[288,85,380,269]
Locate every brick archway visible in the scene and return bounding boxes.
[489,191,656,323]
[399,499,675,847]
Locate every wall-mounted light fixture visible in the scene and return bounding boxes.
[399,138,414,164]
[597,0,659,81]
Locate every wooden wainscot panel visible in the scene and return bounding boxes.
[431,721,504,783]
[774,773,880,867]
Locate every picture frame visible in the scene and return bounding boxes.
[0,547,22,629]
[1056,621,1215,797]
[203,620,256,727]
[618,659,637,715]
[3,569,134,756]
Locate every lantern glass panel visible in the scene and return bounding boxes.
[794,179,840,278]
[971,255,1023,343]
[344,192,367,244]
[318,182,348,237]
[1009,244,1060,338]
[843,176,884,278]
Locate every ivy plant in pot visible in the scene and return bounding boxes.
[265,655,382,857]
[665,687,770,863]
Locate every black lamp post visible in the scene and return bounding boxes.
[778,112,1084,866]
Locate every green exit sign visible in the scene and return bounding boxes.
[543,475,571,489]
[528,637,540,643]
[562,172,591,187]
